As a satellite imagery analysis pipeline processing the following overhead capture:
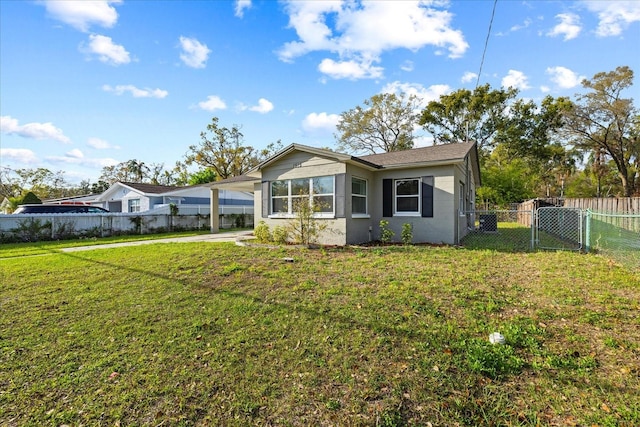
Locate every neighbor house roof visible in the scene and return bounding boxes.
[118,182,183,194]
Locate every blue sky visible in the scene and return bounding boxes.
[1,0,639,184]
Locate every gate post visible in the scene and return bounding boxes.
[584,209,591,253]
[530,208,535,250]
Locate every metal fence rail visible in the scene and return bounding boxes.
[462,209,640,270]
[587,211,640,269]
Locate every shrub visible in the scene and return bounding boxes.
[254,221,271,242]
[288,196,327,246]
[272,226,288,244]
[401,222,413,245]
[379,220,395,243]
[13,218,52,242]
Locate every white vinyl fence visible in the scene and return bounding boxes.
[0,205,254,243]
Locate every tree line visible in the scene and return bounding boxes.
[2,66,638,210]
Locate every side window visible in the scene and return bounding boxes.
[351,177,367,215]
[128,199,141,213]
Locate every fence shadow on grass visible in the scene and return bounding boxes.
[460,224,534,253]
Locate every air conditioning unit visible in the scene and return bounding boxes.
[479,214,498,232]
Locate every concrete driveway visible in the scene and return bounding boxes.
[61,230,254,252]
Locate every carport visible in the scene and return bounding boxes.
[208,174,259,233]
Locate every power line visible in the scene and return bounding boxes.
[476,0,498,88]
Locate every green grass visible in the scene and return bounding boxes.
[0,230,213,259]
[1,242,639,426]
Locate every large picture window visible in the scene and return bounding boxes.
[270,176,335,216]
[395,178,420,214]
[351,177,367,215]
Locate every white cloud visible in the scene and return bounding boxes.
[87,137,120,150]
[81,34,131,65]
[501,70,530,90]
[0,148,39,164]
[42,0,121,32]
[318,58,383,80]
[235,0,252,18]
[302,112,340,135]
[179,36,211,69]
[461,71,478,84]
[540,85,551,93]
[278,1,468,80]
[547,13,582,40]
[102,84,168,98]
[400,61,414,72]
[381,81,450,107]
[1,115,71,143]
[46,154,120,168]
[197,96,227,111]
[66,148,84,159]
[510,18,532,32]
[546,66,585,89]
[584,0,640,37]
[248,98,274,114]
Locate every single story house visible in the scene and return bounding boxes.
[209,142,481,245]
[95,182,253,214]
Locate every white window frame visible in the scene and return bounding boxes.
[394,178,421,217]
[351,176,368,217]
[128,198,141,213]
[269,176,335,218]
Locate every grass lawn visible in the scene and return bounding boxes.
[1,241,639,426]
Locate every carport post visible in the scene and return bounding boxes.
[210,187,219,233]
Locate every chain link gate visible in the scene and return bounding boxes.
[535,207,584,251]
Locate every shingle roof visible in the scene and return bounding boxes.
[357,142,475,167]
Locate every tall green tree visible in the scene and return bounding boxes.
[335,93,419,154]
[496,96,572,162]
[188,168,218,185]
[186,117,258,180]
[186,118,284,181]
[419,84,518,153]
[126,159,149,183]
[563,66,639,196]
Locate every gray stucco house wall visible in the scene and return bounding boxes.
[210,142,481,246]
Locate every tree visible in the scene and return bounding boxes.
[186,117,260,180]
[186,118,284,181]
[335,93,420,154]
[90,180,110,194]
[496,96,572,162]
[419,84,518,153]
[188,168,217,185]
[126,159,149,183]
[563,66,639,196]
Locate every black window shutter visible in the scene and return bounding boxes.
[382,179,393,217]
[261,181,269,217]
[335,173,345,218]
[422,176,433,218]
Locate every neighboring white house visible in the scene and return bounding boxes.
[93,182,253,214]
[209,142,481,245]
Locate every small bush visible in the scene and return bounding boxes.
[379,220,395,243]
[254,221,271,242]
[401,222,413,245]
[13,218,52,242]
[272,226,288,244]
